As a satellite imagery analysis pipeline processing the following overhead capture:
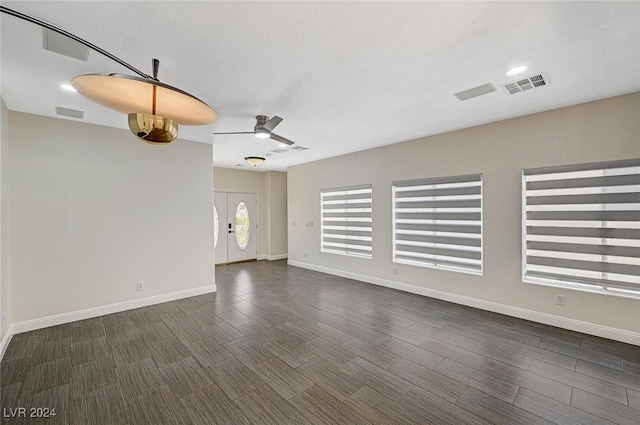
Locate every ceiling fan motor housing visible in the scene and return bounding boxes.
[254,115,270,138]
[255,115,268,125]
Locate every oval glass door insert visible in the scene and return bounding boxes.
[235,201,250,250]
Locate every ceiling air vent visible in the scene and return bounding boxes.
[55,106,84,119]
[454,83,497,101]
[503,72,550,95]
[43,29,89,61]
[271,146,309,154]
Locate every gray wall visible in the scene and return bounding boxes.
[288,93,640,341]
[0,97,10,348]
[266,171,288,257]
[10,112,215,324]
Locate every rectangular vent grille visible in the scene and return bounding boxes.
[503,73,549,95]
[270,146,309,154]
[43,29,90,61]
[55,106,84,119]
[454,83,497,101]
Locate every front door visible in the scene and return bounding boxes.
[214,192,257,264]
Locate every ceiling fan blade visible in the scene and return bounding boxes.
[262,116,283,132]
[269,133,295,145]
[212,131,254,135]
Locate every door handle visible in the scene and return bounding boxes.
[228,230,235,233]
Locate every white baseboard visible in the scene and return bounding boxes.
[288,260,640,346]
[10,284,217,337]
[0,326,14,362]
[258,253,288,261]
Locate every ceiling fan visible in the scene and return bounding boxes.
[213,115,294,145]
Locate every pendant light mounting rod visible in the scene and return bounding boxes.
[152,58,160,80]
[0,5,156,80]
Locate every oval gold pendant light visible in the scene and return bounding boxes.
[128,113,179,144]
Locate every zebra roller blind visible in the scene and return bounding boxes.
[523,159,640,296]
[321,184,373,258]
[393,174,483,274]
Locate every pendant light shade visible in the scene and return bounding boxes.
[245,156,265,166]
[72,73,217,144]
[71,74,217,124]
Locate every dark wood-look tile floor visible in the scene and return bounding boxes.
[2,260,639,424]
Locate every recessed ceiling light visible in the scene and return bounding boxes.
[278,143,287,148]
[60,83,76,92]
[506,66,527,77]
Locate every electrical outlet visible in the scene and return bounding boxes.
[137,281,144,291]
[393,267,398,275]
[304,253,308,259]
[292,220,296,226]
[555,294,565,306]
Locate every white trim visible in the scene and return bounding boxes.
[10,284,217,336]
[287,260,640,346]
[258,253,288,261]
[0,325,14,361]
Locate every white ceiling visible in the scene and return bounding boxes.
[1,1,639,172]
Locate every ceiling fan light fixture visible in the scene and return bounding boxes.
[128,113,179,144]
[255,129,270,139]
[245,156,265,166]
[213,115,295,145]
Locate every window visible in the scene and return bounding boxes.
[523,159,640,297]
[321,184,373,258]
[393,174,483,274]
